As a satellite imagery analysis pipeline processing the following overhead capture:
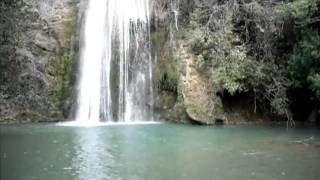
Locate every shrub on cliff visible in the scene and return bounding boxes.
[276,0,320,101]
[187,0,289,116]
[288,29,320,96]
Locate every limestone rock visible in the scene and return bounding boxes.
[0,0,79,123]
[177,41,224,124]
[34,33,58,52]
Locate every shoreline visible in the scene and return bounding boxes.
[1,119,318,128]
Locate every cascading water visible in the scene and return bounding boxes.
[171,0,180,31]
[76,0,153,123]
[169,0,180,42]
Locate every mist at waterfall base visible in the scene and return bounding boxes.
[75,0,153,123]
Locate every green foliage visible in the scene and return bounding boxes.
[151,31,167,47]
[274,0,320,101]
[187,0,290,115]
[275,0,319,26]
[158,68,179,94]
[157,36,181,96]
[190,7,210,28]
[159,0,320,118]
[288,29,320,95]
[241,0,320,113]
[288,29,320,86]
[211,45,255,95]
[195,54,205,69]
[189,2,259,96]
[50,49,74,113]
[189,4,240,87]
[308,73,320,97]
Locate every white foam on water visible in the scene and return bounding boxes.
[57,121,162,127]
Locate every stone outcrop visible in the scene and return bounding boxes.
[151,0,227,124]
[177,41,224,124]
[179,42,212,124]
[0,0,79,123]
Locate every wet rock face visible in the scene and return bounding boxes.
[0,0,79,123]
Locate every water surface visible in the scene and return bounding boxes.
[1,124,320,180]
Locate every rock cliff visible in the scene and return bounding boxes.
[0,0,79,123]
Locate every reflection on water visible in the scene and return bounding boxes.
[73,128,115,180]
[71,126,152,180]
[0,124,320,180]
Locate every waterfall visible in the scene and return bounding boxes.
[171,0,179,31]
[169,0,180,42]
[76,0,153,122]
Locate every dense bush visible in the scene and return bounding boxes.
[288,29,320,92]
[187,0,289,115]
[277,0,320,100]
[184,0,320,117]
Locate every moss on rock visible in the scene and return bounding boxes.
[15,111,48,123]
[48,49,75,118]
[0,111,49,124]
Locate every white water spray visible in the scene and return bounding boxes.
[76,0,153,122]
